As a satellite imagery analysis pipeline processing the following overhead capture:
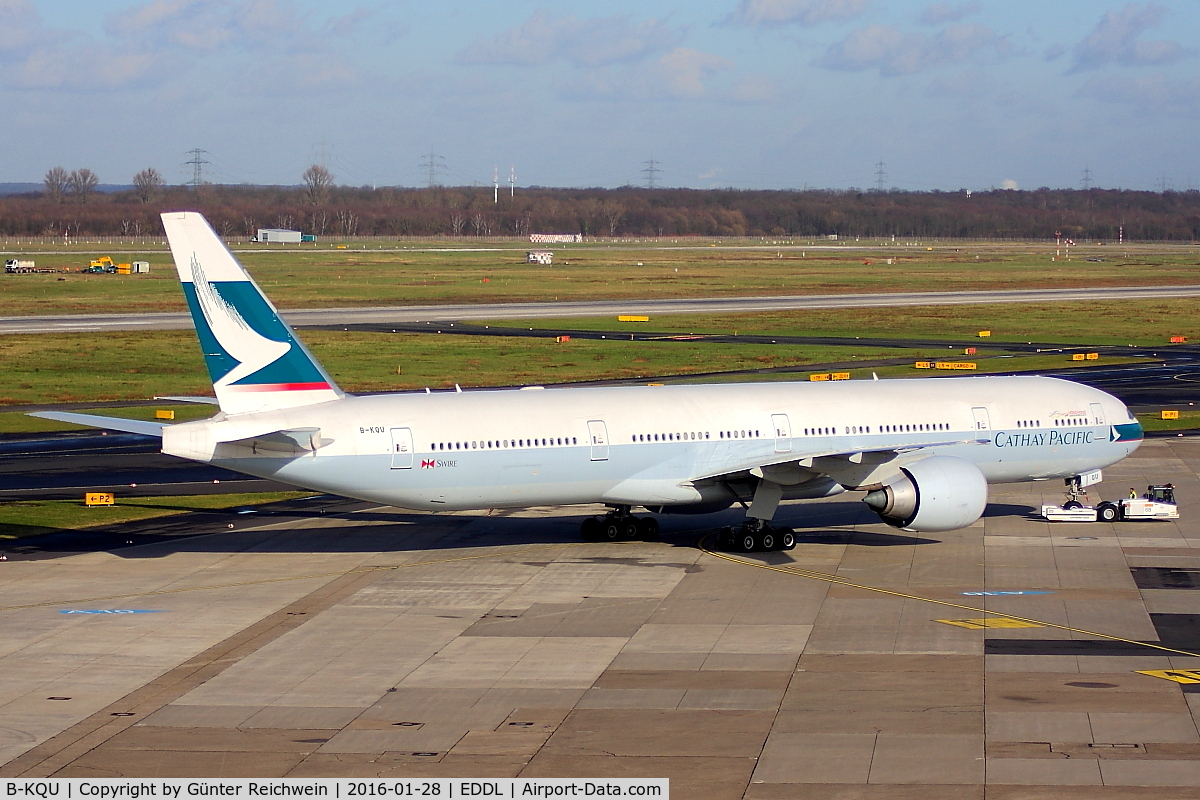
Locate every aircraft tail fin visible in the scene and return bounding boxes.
[161,211,343,415]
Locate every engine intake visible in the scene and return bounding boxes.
[864,456,988,532]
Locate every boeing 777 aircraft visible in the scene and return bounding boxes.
[36,212,1144,552]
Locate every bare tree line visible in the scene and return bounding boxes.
[11,165,1200,241]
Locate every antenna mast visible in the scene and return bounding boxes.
[185,148,210,188]
[420,148,446,188]
[642,157,661,189]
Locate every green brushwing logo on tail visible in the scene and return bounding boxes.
[183,255,331,392]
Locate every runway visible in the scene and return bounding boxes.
[3,283,1200,334]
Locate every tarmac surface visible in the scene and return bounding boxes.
[0,439,1198,795]
[4,284,1200,333]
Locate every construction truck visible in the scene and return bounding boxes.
[84,256,133,274]
[5,259,58,274]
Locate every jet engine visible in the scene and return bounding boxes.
[863,456,987,532]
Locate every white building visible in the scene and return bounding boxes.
[255,228,302,244]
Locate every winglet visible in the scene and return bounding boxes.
[161,212,343,414]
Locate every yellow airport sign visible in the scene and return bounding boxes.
[1162,410,1180,420]
[809,373,831,382]
[155,409,175,420]
[831,372,851,381]
[85,492,114,507]
[936,362,977,370]
[1086,352,1100,360]
[618,315,650,322]
[1072,353,1086,361]
[914,361,933,369]
[977,331,991,337]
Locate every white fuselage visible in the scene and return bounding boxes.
[160,375,1141,513]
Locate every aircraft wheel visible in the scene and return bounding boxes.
[1097,503,1119,523]
[621,519,640,540]
[739,532,758,552]
[780,530,795,549]
[581,517,600,541]
[602,519,622,541]
[1063,500,1083,510]
[760,531,777,551]
[637,517,660,541]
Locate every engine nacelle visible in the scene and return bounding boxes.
[863,456,988,532]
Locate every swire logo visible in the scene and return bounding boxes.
[421,460,436,469]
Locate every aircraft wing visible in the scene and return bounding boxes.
[28,411,166,437]
[691,437,990,485]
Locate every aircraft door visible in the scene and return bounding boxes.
[971,407,991,431]
[772,414,792,453]
[389,427,414,469]
[587,420,609,461]
[1090,402,1105,426]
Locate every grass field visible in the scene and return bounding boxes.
[485,298,1200,347]
[0,492,312,539]
[0,329,941,407]
[1138,409,1200,432]
[1,241,1198,317]
[0,325,1151,435]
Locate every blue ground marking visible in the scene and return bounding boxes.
[59,609,167,614]
[960,591,1054,596]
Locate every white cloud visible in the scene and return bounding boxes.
[106,0,307,51]
[1043,43,1067,61]
[569,47,736,101]
[923,69,990,97]
[1070,3,1189,72]
[1078,72,1200,115]
[726,0,870,27]
[918,2,981,25]
[0,0,164,90]
[658,48,734,97]
[818,22,1006,76]
[0,0,367,93]
[458,11,680,68]
[1000,179,1018,189]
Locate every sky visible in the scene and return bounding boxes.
[2,0,1197,191]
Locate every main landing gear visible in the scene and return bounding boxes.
[717,520,796,552]
[581,506,660,542]
[715,477,795,552]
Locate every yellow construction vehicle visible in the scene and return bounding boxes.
[86,256,117,273]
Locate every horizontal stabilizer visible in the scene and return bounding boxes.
[28,411,165,437]
[221,427,326,454]
[154,395,219,405]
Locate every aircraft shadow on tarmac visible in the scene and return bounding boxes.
[93,500,938,559]
[984,502,1039,519]
[1,496,941,562]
